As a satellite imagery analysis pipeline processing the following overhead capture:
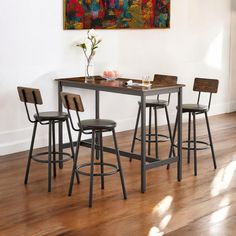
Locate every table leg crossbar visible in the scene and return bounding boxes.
[63,139,179,170]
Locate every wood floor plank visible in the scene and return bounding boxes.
[1,112,236,235]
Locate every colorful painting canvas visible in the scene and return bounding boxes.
[64,0,170,29]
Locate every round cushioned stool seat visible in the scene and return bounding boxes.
[80,119,116,130]
[181,104,208,113]
[138,99,168,107]
[34,111,68,121]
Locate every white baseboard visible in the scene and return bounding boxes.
[0,127,48,156]
[0,102,235,156]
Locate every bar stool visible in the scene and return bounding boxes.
[60,92,127,207]
[169,78,219,175]
[17,87,78,192]
[130,74,177,160]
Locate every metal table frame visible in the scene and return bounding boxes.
[57,77,183,193]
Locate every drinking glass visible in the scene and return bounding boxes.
[142,75,151,86]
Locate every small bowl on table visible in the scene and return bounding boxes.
[102,71,120,81]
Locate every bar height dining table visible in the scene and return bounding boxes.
[56,76,184,193]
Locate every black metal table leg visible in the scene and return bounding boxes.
[58,82,63,169]
[141,95,147,193]
[148,107,152,155]
[177,87,183,181]
[95,90,100,160]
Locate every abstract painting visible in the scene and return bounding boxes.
[64,0,170,29]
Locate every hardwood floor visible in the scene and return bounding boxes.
[1,112,236,236]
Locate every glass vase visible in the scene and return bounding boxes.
[85,58,95,82]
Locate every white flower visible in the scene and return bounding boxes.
[88,29,97,38]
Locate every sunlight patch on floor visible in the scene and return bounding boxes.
[210,206,230,224]
[211,160,236,197]
[150,196,173,235]
[148,226,164,236]
[152,195,173,216]
[218,196,230,207]
[159,214,172,230]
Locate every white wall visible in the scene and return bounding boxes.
[0,0,232,155]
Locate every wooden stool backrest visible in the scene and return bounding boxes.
[193,78,219,94]
[153,74,177,86]
[153,74,178,105]
[17,86,43,123]
[17,87,43,104]
[60,92,84,131]
[193,78,219,111]
[60,92,84,112]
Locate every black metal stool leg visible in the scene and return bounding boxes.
[24,122,38,184]
[52,121,56,177]
[59,121,63,169]
[193,112,197,176]
[154,107,159,160]
[48,121,52,192]
[205,112,217,169]
[89,131,95,207]
[112,129,127,199]
[66,119,80,184]
[187,112,191,164]
[130,105,141,161]
[68,131,82,196]
[99,131,105,189]
[165,106,176,157]
[167,112,178,170]
[148,106,152,156]
[95,133,100,161]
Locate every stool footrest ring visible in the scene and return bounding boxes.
[76,162,119,177]
[32,151,72,163]
[136,133,169,143]
[173,140,210,150]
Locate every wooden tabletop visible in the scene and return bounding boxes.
[57,76,185,96]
